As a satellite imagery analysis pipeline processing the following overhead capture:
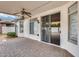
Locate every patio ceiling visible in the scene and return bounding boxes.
[0,1,69,16]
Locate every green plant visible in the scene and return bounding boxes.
[7,32,17,37]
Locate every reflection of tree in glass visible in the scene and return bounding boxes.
[51,23,60,27]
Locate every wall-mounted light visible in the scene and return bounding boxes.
[37,20,40,23]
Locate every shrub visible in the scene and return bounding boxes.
[7,32,17,37]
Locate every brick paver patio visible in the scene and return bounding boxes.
[0,37,73,57]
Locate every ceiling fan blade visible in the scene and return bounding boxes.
[24,11,31,15]
[12,8,32,18]
[24,11,31,17]
[26,14,31,17]
[13,12,21,15]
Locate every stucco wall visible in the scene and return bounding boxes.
[24,19,40,41]
[17,1,79,56]
[60,2,79,57]
[16,21,24,37]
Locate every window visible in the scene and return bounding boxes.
[30,20,34,34]
[19,20,24,33]
[68,2,78,45]
[30,18,39,36]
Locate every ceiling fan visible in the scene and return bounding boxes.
[13,8,32,20]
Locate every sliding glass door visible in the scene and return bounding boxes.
[41,15,50,43]
[41,13,60,45]
[50,13,60,45]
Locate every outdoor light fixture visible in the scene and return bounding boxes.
[37,20,40,23]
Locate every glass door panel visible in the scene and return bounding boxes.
[41,15,50,43]
[41,13,60,45]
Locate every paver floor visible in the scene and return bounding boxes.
[0,37,73,57]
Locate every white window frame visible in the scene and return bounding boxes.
[68,2,78,45]
[19,20,24,33]
[30,18,39,36]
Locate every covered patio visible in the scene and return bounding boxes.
[0,37,73,57]
[0,1,78,57]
